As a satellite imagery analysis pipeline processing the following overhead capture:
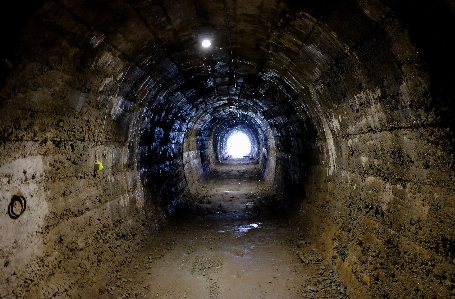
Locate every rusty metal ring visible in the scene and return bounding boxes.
[8,195,26,219]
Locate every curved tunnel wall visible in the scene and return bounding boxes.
[0,0,454,297]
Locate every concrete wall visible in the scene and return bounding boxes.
[295,4,455,297]
[0,4,160,296]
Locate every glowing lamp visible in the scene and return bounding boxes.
[202,39,211,48]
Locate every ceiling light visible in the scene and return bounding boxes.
[202,39,211,48]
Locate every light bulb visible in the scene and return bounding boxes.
[202,39,211,48]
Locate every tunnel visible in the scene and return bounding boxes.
[0,0,455,298]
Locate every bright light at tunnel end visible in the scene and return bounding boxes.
[201,39,211,48]
[226,131,251,158]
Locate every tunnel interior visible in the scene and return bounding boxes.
[0,0,455,298]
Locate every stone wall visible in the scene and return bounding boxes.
[296,3,455,297]
[0,3,160,296]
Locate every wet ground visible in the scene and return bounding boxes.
[93,160,350,298]
[100,214,350,299]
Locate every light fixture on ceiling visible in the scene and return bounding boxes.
[201,39,211,48]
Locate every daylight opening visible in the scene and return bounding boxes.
[226,131,252,158]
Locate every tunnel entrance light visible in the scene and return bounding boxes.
[201,39,211,48]
[226,131,251,158]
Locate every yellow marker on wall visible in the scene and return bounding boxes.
[94,161,104,171]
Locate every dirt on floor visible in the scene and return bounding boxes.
[82,159,351,299]
[97,213,350,299]
[181,159,275,215]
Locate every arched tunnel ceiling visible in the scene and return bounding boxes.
[0,0,454,197]
[0,0,453,214]
[1,0,454,136]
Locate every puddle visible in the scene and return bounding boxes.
[218,222,262,237]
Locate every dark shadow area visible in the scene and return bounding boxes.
[0,1,48,87]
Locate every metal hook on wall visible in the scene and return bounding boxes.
[8,195,26,219]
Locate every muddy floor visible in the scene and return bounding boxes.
[99,214,350,299]
[90,160,350,298]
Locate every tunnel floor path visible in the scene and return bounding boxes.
[185,159,272,214]
[98,160,350,299]
[102,213,350,299]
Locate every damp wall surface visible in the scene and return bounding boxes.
[0,3,161,296]
[0,0,454,298]
[295,2,455,298]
